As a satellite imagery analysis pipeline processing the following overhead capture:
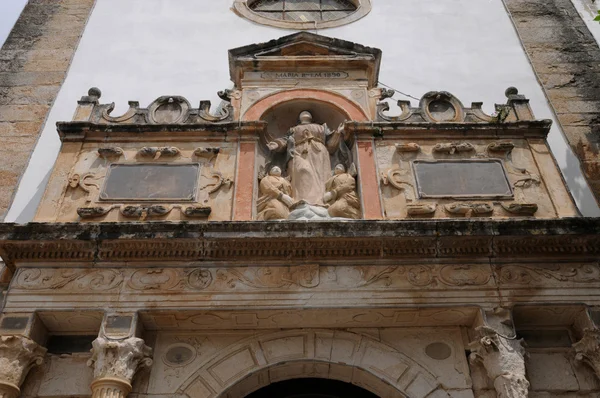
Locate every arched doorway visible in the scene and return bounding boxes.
[245,378,380,398]
[178,330,449,398]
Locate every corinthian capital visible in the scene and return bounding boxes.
[88,336,153,383]
[469,326,529,398]
[0,335,46,398]
[574,328,600,378]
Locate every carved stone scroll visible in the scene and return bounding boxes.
[501,203,538,216]
[407,203,437,216]
[432,142,475,154]
[183,206,212,218]
[77,206,113,219]
[194,147,221,158]
[488,142,515,154]
[469,326,529,398]
[97,147,124,159]
[0,335,46,398]
[88,336,152,398]
[445,203,493,216]
[137,147,180,159]
[120,205,172,220]
[395,143,420,153]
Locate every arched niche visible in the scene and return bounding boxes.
[259,99,350,145]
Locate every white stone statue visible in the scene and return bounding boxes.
[257,166,294,221]
[267,111,345,206]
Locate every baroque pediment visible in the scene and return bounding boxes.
[229,32,382,88]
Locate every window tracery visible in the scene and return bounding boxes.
[233,0,371,29]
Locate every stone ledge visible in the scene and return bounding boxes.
[0,218,598,269]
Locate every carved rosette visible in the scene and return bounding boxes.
[574,328,600,379]
[469,326,529,398]
[88,336,153,398]
[0,335,46,398]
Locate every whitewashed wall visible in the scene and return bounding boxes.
[6,0,600,221]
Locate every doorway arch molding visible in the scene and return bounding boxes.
[242,88,370,122]
[176,329,450,398]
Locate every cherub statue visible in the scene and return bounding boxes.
[256,166,294,221]
[323,164,361,219]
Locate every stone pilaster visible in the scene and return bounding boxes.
[0,335,46,398]
[87,336,152,398]
[574,328,600,379]
[469,326,529,398]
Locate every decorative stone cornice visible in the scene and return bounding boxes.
[469,326,529,398]
[574,328,600,378]
[88,336,153,382]
[56,120,267,142]
[0,219,599,269]
[0,335,46,398]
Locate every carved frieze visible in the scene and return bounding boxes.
[14,269,124,291]
[497,263,600,285]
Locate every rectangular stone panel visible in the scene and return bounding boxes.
[100,164,199,201]
[413,160,512,198]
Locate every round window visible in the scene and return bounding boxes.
[233,0,371,30]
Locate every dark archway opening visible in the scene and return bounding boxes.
[244,378,380,398]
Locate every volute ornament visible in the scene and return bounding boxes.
[574,328,600,379]
[88,336,153,382]
[469,326,529,398]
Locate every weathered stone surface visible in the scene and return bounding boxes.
[505,0,600,205]
[0,0,94,220]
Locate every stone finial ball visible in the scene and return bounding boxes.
[88,87,102,98]
[505,87,519,97]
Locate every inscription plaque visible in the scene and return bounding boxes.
[101,164,199,201]
[413,160,512,198]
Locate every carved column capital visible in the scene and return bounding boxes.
[469,326,529,398]
[87,336,152,398]
[574,328,600,378]
[0,335,46,398]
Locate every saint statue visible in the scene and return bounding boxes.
[324,164,361,219]
[256,166,294,221]
[267,111,345,205]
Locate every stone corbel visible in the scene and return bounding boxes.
[574,328,600,379]
[0,335,46,398]
[88,336,153,398]
[469,326,529,398]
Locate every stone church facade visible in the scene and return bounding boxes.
[1,1,600,398]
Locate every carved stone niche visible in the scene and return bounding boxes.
[256,101,360,221]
